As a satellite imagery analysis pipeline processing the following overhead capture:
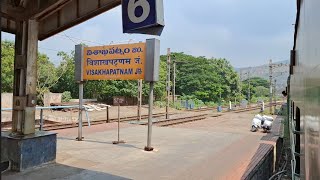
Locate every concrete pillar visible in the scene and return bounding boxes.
[2,19,57,172]
[11,20,38,135]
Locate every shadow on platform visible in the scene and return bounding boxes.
[2,163,132,180]
[57,136,143,150]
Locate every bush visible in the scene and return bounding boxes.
[194,99,204,108]
[62,91,72,102]
[205,101,216,107]
[154,101,166,108]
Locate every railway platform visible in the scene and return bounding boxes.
[2,111,275,180]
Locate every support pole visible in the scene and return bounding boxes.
[137,79,142,121]
[145,82,154,151]
[77,83,84,141]
[117,104,120,142]
[40,109,44,131]
[166,48,171,119]
[269,59,273,114]
[106,106,110,123]
[85,109,90,127]
[113,100,125,144]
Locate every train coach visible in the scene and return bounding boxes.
[289,0,320,179]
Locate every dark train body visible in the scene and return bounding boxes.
[290,0,320,179]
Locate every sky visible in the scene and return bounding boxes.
[2,0,296,68]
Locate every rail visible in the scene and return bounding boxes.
[1,105,91,131]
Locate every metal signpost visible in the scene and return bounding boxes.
[77,83,84,141]
[75,42,147,141]
[75,44,84,141]
[73,0,165,148]
[122,0,164,151]
[74,39,160,148]
[144,39,161,151]
[137,79,143,121]
[113,99,125,144]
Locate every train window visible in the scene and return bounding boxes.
[292,101,295,121]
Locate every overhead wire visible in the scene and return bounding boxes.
[62,32,79,44]
[38,46,61,52]
[39,32,138,54]
[56,33,137,46]
[38,33,138,65]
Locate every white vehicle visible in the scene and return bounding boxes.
[251,118,262,132]
[250,114,274,132]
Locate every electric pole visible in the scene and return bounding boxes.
[274,79,277,114]
[248,68,251,105]
[172,60,176,105]
[239,70,242,106]
[269,59,273,114]
[166,48,171,119]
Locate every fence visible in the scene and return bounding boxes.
[1,105,90,131]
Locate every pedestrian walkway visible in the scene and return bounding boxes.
[2,112,267,180]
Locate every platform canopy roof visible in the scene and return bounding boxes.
[1,0,121,40]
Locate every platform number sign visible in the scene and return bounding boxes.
[122,0,165,36]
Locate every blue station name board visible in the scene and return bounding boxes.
[122,0,165,36]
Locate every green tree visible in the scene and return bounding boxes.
[1,41,67,105]
[1,41,15,92]
[168,52,240,103]
[51,51,79,98]
[37,53,66,104]
[242,77,269,88]
[241,77,270,101]
[255,86,269,97]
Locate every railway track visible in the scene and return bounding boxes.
[231,102,282,113]
[185,107,216,112]
[139,114,215,127]
[138,103,283,127]
[44,111,221,130]
[42,112,172,131]
[186,102,283,113]
[230,106,262,113]
[1,102,284,131]
[1,112,170,131]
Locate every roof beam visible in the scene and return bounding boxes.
[38,0,121,40]
[1,0,121,40]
